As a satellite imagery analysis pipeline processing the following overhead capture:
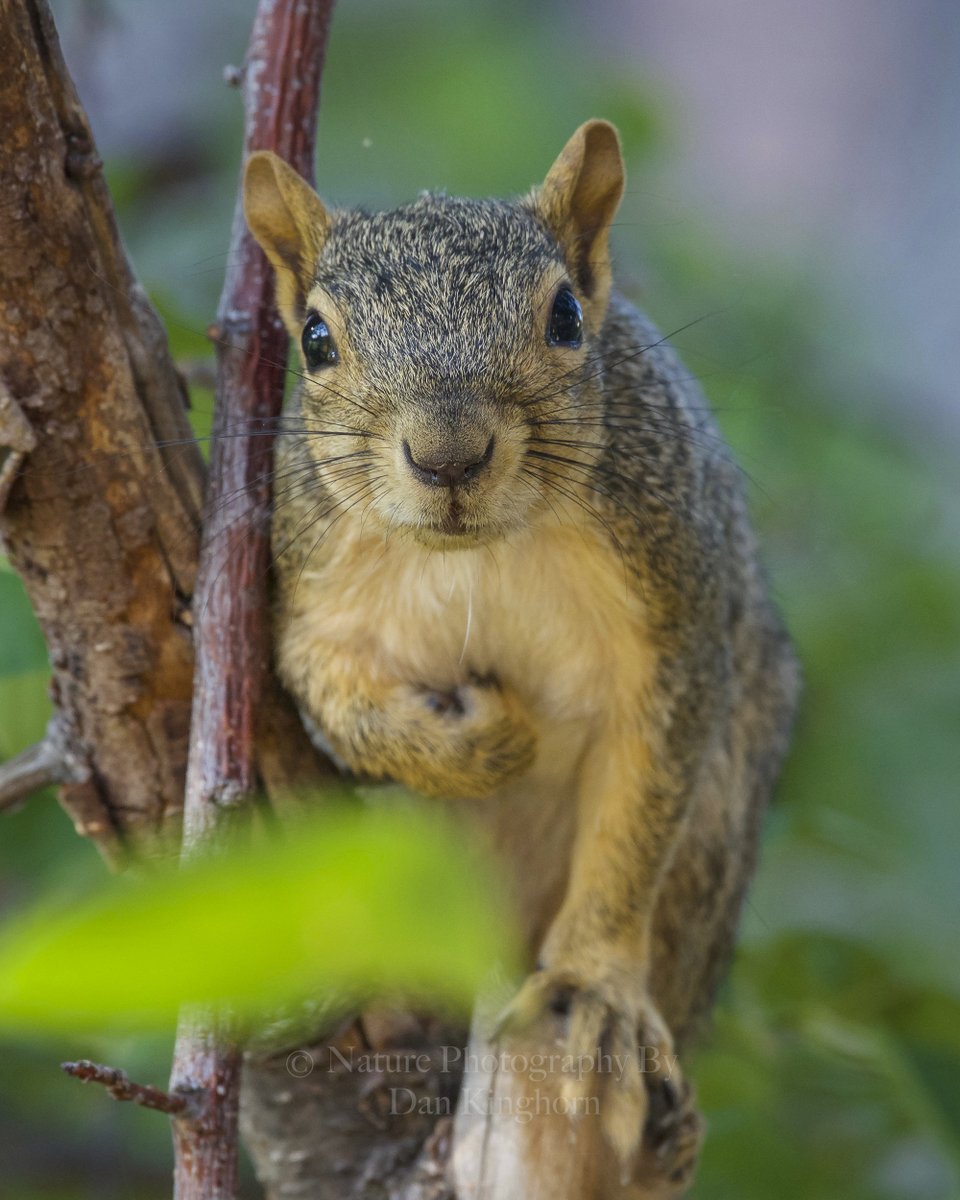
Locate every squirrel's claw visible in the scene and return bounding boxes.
[642,1076,704,1191]
[494,968,689,1184]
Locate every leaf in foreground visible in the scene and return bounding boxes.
[0,805,516,1033]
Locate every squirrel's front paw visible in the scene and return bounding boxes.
[495,967,686,1182]
[386,674,537,798]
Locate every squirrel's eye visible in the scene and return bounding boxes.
[301,312,338,370]
[547,287,583,348]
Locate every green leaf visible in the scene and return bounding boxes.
[0,802,517,1034]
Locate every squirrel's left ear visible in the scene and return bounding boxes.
[533,120,625,305]
[243,151,331,332]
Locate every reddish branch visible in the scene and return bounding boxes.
[167,2,335,1198]
[62,1059,190,1116]
[176,0,336,843]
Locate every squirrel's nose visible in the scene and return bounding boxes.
[403,436,494,488]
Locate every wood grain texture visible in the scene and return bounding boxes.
[0,0,204,860]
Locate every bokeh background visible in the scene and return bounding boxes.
[1,1,958,1196]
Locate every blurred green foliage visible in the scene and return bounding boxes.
[0,804,515,1034]
[1,1,958,1197]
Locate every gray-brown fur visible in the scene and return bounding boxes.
[244,122,800,1198]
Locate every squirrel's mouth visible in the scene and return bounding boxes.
[413,525,497,550]
[371,437,532,547]
[406,498,509,548]
[418,507,484,544]
[435,501,473,537]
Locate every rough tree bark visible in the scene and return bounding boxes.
[0,0,205,863]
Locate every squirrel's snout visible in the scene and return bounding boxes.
[402,436,495,489]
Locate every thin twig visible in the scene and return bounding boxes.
[0,718,81,812]
[62,1060,190,1116]
[0,740,64,812]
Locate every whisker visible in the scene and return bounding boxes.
[530,445,689,528]
[274,473,380,568]
[521,464,634,599]
[520,310,726,412]
[291,478,387,600]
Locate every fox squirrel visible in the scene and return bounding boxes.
[243,121,799,1197]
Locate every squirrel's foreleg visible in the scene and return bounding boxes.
[278,638,538,798]
[496,707,703,1188]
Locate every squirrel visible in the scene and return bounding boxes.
[242,121,799,1198]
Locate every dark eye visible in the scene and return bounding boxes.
[301,312,338,370]
[547,286,583,348]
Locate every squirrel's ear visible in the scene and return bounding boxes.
[533,120,625,302]
[243,151,331,329]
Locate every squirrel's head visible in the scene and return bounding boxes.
[243,120,625,549]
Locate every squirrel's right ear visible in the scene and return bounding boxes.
[243,151,331,330]
[533,120,625,307]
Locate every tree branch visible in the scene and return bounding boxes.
[168,3,336,1197]
[0,717,80,813]
[62,1059,190,1117]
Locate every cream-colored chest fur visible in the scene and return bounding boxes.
[282,520,653,948]
[286,520,649,726]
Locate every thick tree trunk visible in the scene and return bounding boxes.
[0,0,204,862]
